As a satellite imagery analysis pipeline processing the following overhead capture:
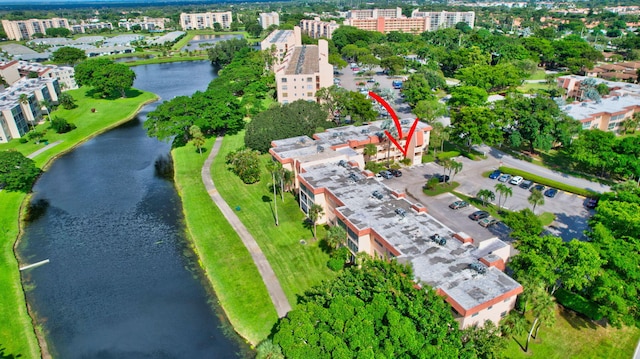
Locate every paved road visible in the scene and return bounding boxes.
[27,140,62,159]
[202,137,291,318]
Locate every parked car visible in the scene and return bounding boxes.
[478,217,499,227]
[519,180,533,190]
[367,78,376,83]
[469,210,490,221]
[498,174,512,183]
[585,198,599,209]
[531,184,546,193]
[375,173,383,180]
[449,200,469,210]
[435,174,450,183]
[352,67,360,72]
[389,169,402,177]
[544,188,558,198]
[379,170,394,179]
[509,176,524,185]
[488,170,501,179]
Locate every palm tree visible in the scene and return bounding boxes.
[449,160,463,183]
[39,100,52,121]
[18,94,35,129]
[380,119,398,167]
[622,113,640,134]
[501,311,529,351]
[363,143,377,163]
[308,204,324,239]
[525,284,556,352]
[477,189,495,207]
[189,125,205,155]
[494,183,513,210]
[528,189,545,213]
[325,225,346,250]
[265,160,280,226]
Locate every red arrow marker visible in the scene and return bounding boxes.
[368,91,420,158]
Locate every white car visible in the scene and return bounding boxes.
[509,176,524,185]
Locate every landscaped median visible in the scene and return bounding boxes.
[0,87,157,358]
[497,166,602,198]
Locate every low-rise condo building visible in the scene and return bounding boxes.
[0,60,77,90]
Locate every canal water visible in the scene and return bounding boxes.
[16,61,250,358]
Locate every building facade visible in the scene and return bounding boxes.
[260,28,299,67]
[411,10,476,29]
[118,17,169,31]
[343,9,475,34]
[347,8,403,19]
[269,126,522,328]
[180,11,233,30]
[68,21,113,34]
[0,60,77,90]
[0,78,60,143]
[2,18,70,41]
[259,12,280,28]
[299,17,341,39]
[272,27,332,105]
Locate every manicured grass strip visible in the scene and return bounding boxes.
[0,88,158,168]
[0,191,40,359]
[173,139,276,345]
[555,288,603,321]
[212,132,335,307]
[538,212,556,226]
[0,88,156,357]
[498,166,601,198]
[423,182,460,196]
[502,308,639,358]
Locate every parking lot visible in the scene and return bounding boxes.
[380,159,594,243]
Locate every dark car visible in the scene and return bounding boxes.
[449,200,469,210]
[488,170,501,179]
[389,169,402,177]
[367,78,376,83]
[586,198,599,209]
[379,170,394,179]
[519,180,533,190]
[436,174,450,183]
[544,188,558,198]
[531,184,546,193]
[469,210,490,221]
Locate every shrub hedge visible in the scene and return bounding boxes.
[498,166,601,198]
[555,288,603,321]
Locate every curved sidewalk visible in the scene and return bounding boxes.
[201,136,291,318]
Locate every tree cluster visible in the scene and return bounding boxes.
[568,130,640,180]
[207,38,249,67]
[244,100,330,153]
[51,46,86,65]
[225,148,261,184]
[74,58,136,98]
[0,150,41,192]
[270,259,502,359]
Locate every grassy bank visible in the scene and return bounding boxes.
[212,132,335,307]
[502,308,640,358]
[172,138,277,345]
[0,87,157,357]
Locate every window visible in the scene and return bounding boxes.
[282,93,288,98]
[282,85,287,90]
[307,85,313,90]
[281,78,287,83]
[500,311,507,318]
[472,312,479,317]
[307,92,313,97]
[487,305,493,310]
[307,77,312,82]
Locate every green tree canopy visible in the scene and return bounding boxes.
[207,38,249,68]
[0,150,41,192]
[45,27,71,37]
[75,58,136,98]
[51,46,86,64]
[272,260,465,358]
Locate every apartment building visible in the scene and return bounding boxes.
[68,21,113,34]
[260,28,299,67]
[347,8,403,19]
[273,27,332,105]
[412,10,476,30]
[269,127,522,328]
[259,12,280,28]
[0,60,77,90]
[343,9,475,34]
[562,95,640,132]
[299,17,340,39]
[118,17,169,31]
[0,78,60,143]
[180,11,232,30]
[2,18,70,41]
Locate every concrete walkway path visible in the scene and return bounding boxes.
[27,140,63,159]
[201,136,292,318]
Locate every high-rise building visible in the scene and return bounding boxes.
[342,9,475,34]
[299,17,340,39]
[259,12,280,28]
[2,18,70,41]
[180,11,233,30]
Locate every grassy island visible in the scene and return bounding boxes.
[0,88,157,358]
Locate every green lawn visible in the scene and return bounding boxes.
[211,132,335,308]
[502,308,640,358]
[172,138,277,345]
[0,87,156,358]
[518,82,549,93]
[528,70,547,81]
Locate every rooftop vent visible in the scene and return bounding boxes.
[401,119,410,125]
[361,128,370,134]
[332,132,339,138]
[469,261,487,274]
[395,208,407,217]
[372,190,383,200]
[430,234,446,246]
[317,145,324,153]
[338,160,347,167]
[581,102,588,107]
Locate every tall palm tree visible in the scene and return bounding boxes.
[477,189,495,208]
[325,225,346,250]
[18,94,35,129]
[265,160,280,226]
[494,183,513,210]
[528,190,545,213]
[449,160,463,183]
[525,284,556,352]
[363,143,377,163]
[380,119,398,167]
[308,204,324,240]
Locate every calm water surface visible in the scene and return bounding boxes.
[17,61,250,358]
